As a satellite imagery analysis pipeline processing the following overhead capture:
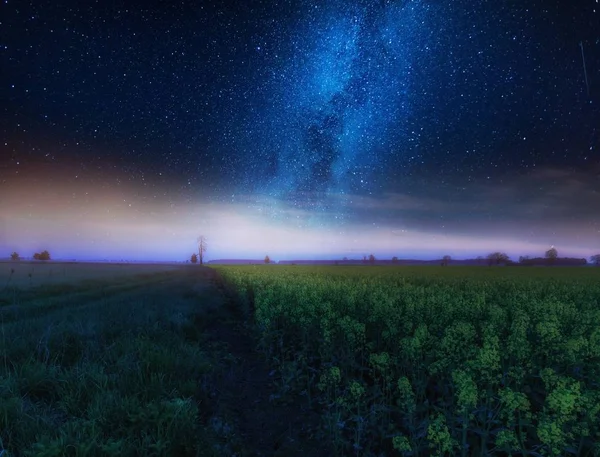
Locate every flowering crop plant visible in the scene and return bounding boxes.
[214,265,600,457]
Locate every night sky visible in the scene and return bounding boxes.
[1,0,599,262]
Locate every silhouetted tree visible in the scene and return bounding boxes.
[197,236,207,265]
[590,254,600,266]
[10,252,20,261]
[264,255,271,264]
[442,255,451,266]
[190,253,198,264]
[363,255,367,264]
[545,247,558,265]
[369,254,375,265]
[34,250,50,261]
[519,255,530,263]
[392,256,398,264]
[487,252,509,266]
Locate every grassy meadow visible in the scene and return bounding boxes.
[1,262,600,456]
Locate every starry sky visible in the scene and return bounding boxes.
[1,0,599,262]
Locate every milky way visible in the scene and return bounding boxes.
[246,1,430,205]
[227,0,599,224]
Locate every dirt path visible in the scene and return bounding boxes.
[200,268,329,457]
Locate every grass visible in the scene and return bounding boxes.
[0,266,247,457]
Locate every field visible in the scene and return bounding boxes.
[1,262,323,457]
[2,262,183,289]
[214,265,600,457]
[1,263,600,456]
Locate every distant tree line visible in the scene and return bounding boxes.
[7,245,600,267]
[9,251,51,261]
[333,247,600,267]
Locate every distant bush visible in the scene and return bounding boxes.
[10,251,20,261]
[33,250,51,261]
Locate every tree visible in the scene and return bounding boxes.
[519,255,530,263]
[590,254,600,266]
[441,255,451,266]
[392,256,399,264]
[264,255,271,264]
[369,254,375,265]
[487,252,509,266]
[476,256,483,265]
[545,247,558,265]
[197,236,207,265]
[10,252,20,261]
[190,253,198,264]
[34,250,50,261]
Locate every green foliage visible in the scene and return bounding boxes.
[215,264,600,456]
[452,370,478,415]
[427,413,457,456]
[392,434,411,453]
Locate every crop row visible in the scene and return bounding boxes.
[214,265,600,457]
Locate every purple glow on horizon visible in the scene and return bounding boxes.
[1,167,597,262]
